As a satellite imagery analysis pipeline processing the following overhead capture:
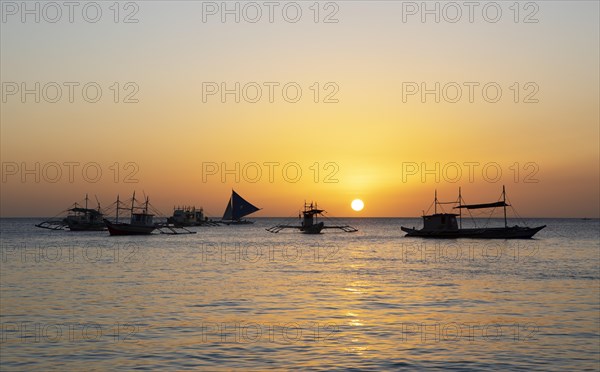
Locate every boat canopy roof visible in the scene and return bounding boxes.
[304,208,324,214]
[69,207,102,215]
[454,201,508,210]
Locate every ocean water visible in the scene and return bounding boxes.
[1,218,598,371]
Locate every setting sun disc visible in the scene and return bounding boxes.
[351,199,364,211]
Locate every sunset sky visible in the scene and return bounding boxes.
[1,1,598,217]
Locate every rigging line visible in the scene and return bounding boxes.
[424,200,434,216]
[319,211,356,228]
[483,206,497,228]
[505,195,529,227]
[277,212,305,225]
[439,197,460,212]
[147,203,166,218]
[482,190,506,228]
[317,210,336,223]
[42,207,71,221]
[75,195,95,208]
[461,195,478,228]
[266,210,308,230]
[104,200,123,214]
[319,209,343,221]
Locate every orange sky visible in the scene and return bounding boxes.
[1,1,598,217]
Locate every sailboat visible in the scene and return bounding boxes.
[220,189,261,225]
[401,186,546,239]
[266,202,358,234]
[103,192,156,235]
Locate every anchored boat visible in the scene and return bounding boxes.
[64,194,105,231]
[401,186,545,239]
[103,192,156,235]
[167,206,218,226]
[35,194,106,231]
[267,202,358,234]
[220,190,261,225]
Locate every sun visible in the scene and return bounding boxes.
[351,199,364,212]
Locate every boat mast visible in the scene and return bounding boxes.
[503,185,507,228]
[131,191,136,216]
[434,190,438,214]
[85,193,88,209]
[458,187,462,229]
[116,195,120,223]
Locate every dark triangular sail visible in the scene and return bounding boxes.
[222,190,260,220]
[222,198,233,220]
[454,201,508,210]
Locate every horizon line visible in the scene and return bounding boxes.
[1,216,597,219]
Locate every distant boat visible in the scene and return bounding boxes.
[168,206,203,226]
[220,190,260,225]
[401,186,546,239]
[35,194,106,231]
[103,192,156,235]
[266,202,358,234]
[167,206,219,227]
[64,195,105,231]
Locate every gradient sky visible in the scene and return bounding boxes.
[1,1,598,217]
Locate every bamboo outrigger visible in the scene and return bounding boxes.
[35,194,106,231]
[267,202,358,234]
[401,186,546,239]
[103,192,196,235]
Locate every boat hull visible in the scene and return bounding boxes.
[400,225,546,239]
[104,219,156,236]
[167,220,200,227]
[66,218,107,231]
[67,223,107,231]
[220,220,254,225]
[301,222,325,234]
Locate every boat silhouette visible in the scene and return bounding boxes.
[267,202,358,234]
[35,194,106,231]
[103,192,156,235]
[220,189,261,225]
[401,186,546,239]
[167,206,219,226]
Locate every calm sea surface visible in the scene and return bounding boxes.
[1,218,599,371]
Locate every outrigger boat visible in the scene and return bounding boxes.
[103,192,157,235]
[103,193,196,235]
[267,202,358,234]
[401,186,546,239]
[167,206,220,227]
[220,190,260,225]
[35,194,106,231]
